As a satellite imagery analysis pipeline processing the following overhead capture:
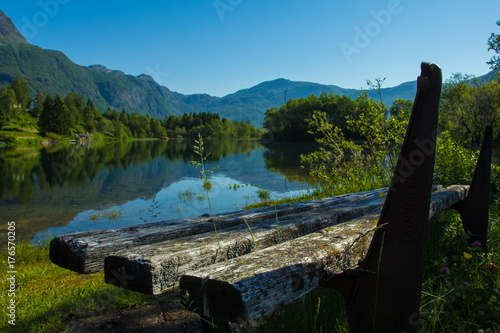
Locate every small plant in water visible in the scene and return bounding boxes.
[179,189,197,203]
[140,193,161,223]
[257,188,271,201]
[89,209,124,223]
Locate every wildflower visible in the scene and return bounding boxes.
[471,241,482,247]
[478,310,485,316]
[464,252,473,260]
[440,267,450,275]
[485,263,499,274]
[463,281,469,287]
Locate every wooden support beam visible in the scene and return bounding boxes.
[104,187,391,294]
[178,185,467,324]
[50,188,388,273]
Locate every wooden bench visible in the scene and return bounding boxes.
[177,186,468,325]
[50,63,493,332]
[49,185,468,329]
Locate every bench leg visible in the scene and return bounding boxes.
[327,62,442,333]
[452,125,493,251]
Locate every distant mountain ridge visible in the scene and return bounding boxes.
[0,10,495,126]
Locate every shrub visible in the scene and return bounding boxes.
[257,188,271,201]
[0,132,17,146]
[434,131,478,186]
[44,132,61,142]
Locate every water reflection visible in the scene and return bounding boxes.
[0,139,317,242]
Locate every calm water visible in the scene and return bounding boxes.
[0,139,318,243]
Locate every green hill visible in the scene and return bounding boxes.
[0,41,182,118]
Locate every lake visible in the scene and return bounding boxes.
[0,139,319,243]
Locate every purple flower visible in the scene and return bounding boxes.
[440,267,450,275]
[471,241,482,247]
[463,281,469,287]
[478,310,485,316]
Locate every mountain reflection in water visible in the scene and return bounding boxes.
[0,139,318,243]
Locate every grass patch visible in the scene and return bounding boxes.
[419,210,500,332]
[244,183,384,210]
[0,242,152,332]
[256,188,271,202]
[179,189,196,202]
[254,288,350,333]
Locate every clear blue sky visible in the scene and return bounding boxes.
[2,0,500,97]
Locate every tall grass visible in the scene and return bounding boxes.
[255,288,350,333]
[419,210,500,332]
[191,133,222,257]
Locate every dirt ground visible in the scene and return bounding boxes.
[64,290,209,333]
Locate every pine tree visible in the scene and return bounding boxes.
[0,87,17,117]
[0,103,6,129]
[82,99,96,133]
[38,95,55,135]
[11,75,30,109]
[119,109,129,126]
[487,20,500,71]
[31,92,46,118]
[53,95,71,135]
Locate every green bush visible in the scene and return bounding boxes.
[44,132,61,142]
[435,131,500,204]
[434,131,478,186]
[0,132,17,146]
[301,94,411,195]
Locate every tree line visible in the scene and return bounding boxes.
[263,75,499,148]
[0,76,263,142]
[263,90,414,142]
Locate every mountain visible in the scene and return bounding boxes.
[206,78,420,125]
[0,10,28,45]
[0,10,495,127]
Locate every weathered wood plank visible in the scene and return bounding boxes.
[104,187,392,294]
[50,187,389,273]
[178,185,468,324]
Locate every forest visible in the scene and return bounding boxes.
[263,76,500,148]
[0,77,263,145]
